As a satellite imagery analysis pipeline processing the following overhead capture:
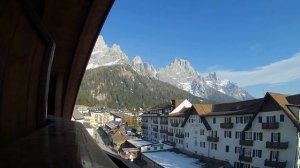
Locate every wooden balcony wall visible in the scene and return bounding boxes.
[239,139,253,146]
[207,136,219,142]
[262,122,279,129]
[239,155,252,162]
[266,141,288,149]
[264,159,287,168]
[220,123,233,129]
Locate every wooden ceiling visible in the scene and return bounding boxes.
[0,0,114,144]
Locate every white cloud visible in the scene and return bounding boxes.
[210,53,300,87]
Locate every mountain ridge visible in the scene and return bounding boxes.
[86,35,254,101]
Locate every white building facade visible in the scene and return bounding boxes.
[141,92,300,168]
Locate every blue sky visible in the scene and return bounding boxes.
[101,0,300,98]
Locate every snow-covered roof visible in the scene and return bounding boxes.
[127,139,152,147]
[169,99,192,115]
[143,151,205,168]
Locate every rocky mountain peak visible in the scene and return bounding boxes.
[133,56,143,65]
[86,35,254,101]
[207,72,218,81]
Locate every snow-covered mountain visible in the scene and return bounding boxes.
[87,35,254,101]
[205,72,253,100]
[87,36,129,69]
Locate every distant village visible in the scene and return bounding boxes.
[74,92,300,168]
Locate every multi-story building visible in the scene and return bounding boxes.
[140,92,300,168]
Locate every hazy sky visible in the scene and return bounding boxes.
[101,0,300,98]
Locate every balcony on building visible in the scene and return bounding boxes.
[153,120,158,124]
[167,132,174,136]
[239,139,253,146]
[160,129,168,134]
[175,133,184,139]
[207,136,219,142]
[153,128,158,132]
[141,125,148,129]
[160,120,168,125]
[220,122,233,129]
[171,122,179,127]
[264,159,287,168]
[262,122,279,129]
[239,155,252,162]
[266,141,288,149]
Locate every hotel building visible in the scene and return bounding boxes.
[141,92,300,168]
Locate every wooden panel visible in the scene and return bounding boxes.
[0,0,54,144]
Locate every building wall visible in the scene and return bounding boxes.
[141,108,299,167]
[249,110,298,168]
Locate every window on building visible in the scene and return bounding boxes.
[258,116,262,123]
[235,147,241,154]
[226,145,229,152]
[253,132,263,141]
[200,129,204,135]
[213,118,216,124]
[245,132,252,140]
[280,115,284,122]
[271,133,280,142]
[160,146,163,149]
[195,140,198,146]
[224,131,232,138]
[252,149,262,158]
[244,148,252,157]
[267,115,276,123]
[244,116,251,123]
[235,131,241,139]
[225,117,231,123]
[270,151,279,161]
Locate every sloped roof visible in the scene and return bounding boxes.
[72,109,84,120]
[168,107,190,117]
[193,104,213,115]
[269,92,300,129]
[244,92,300,131]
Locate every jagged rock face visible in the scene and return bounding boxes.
[87,36,129,69]
[205,72,254,100]
[86,35,254,102]
[132,56,157,78]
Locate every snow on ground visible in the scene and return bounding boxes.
[143,151,205,168]
[127,139,152,147]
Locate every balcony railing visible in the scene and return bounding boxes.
[153,120,158,124]
[239,155,252,162]
[266,141,288,149]
[171,123,179,127]
[175,133,184,138]
[239,139,253,146]
[264,160,287,168]
[167,132,173,136]
[160,130,168,134]
[153,128,158,132]
[220,123,233,129]
[262,122,279,129]
[160,121,168,125]
[141,125,148,129]
[207,136,219,142]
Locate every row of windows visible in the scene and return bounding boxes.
[188,118,202,123]
[258,115,284,123]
